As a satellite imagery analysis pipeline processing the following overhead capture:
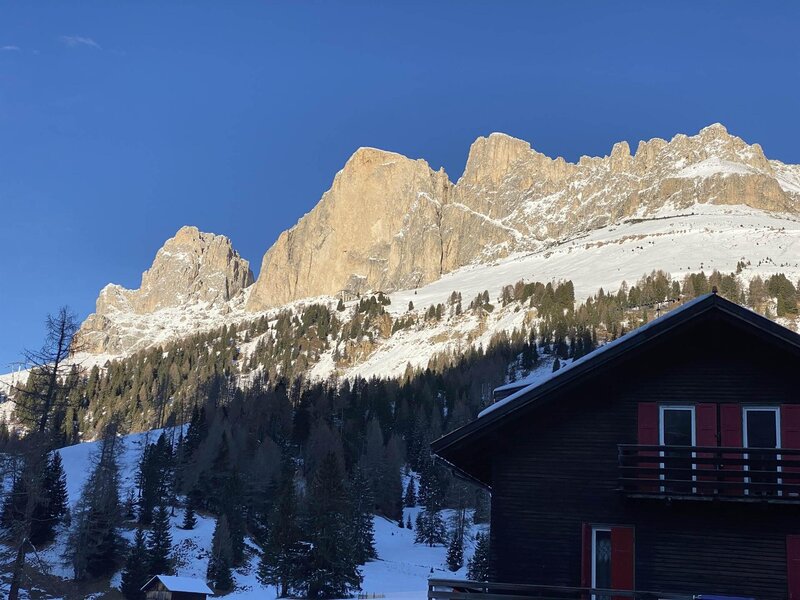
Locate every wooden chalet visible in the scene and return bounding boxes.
[432,292,800,600]
[141,575,214,600]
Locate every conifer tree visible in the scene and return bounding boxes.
[198,430,232,512]
[414,508,446,547]
[221,470,247,566]
[446,530,464,571]
[68,424,123,580]
[258,463,304,597]
[183,405,206,459]
[467,532,490,581]
[147,503,173,575]
[446,503,467,571]
[1,451,69,560]
[120,528,149,600]
[306,452,362,599]
[137,433,174,525]
[44,451,68,531]
[207,514,234,592]
[349,467,377,564]
[124,489,137,521]
[403,477,417,507]
[1,473,26,530]
[181,496,197,530]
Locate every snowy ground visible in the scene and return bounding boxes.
[320,203,800,380]
[386,203,800,313]
[3,429,482,600]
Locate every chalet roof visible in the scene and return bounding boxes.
[431,292,800,488]
[141,575,214,594]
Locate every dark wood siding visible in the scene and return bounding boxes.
[487,316,800,600]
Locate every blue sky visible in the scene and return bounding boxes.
[1,1,799,369]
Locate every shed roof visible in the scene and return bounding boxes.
[142,575,214,594]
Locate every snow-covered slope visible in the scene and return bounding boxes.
[1,430,481,599]
[311,203,800,380]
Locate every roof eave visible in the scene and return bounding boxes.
[432,293,800,478]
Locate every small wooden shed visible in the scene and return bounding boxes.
[141,575,214,600]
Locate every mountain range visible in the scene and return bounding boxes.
[75,124,800,368]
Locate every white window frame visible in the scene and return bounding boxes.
[658,405,696,493]
[591,526,612,599]
[742,406,782,496]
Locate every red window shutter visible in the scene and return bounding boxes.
[788,535,800,600]
[581,523,591,588]
[637,403,659,445]
[781,405,800,449]
[637,403,659,490]
[720,404,743,447]
[696,404,718,491]
[696,404,718,447]
[720,404,743,495]
[611,526,635,600]
[781,406,800,492]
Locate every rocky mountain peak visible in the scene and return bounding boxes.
[699,122,729,137]
[132,226,253,313]
[245,146,451,311]
[78,227,253,353]
[460,133,534,185]
[345,146,410,168]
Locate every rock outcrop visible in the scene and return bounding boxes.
[245,124,800,311]
[78,226,253,354]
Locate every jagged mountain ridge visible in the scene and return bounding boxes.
[76,124,800,356]
[245,123,800,310]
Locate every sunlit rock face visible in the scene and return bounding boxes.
[78,226,253,354]
[245,124,800,310]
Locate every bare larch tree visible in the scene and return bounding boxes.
[4,307,84,600]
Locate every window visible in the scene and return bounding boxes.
[743,406,781,495]
[591,528,612,600]
[659,406,696,493]
[582,524,634,596]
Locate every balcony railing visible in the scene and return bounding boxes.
[618,444,800,502]
[428,578,693,600]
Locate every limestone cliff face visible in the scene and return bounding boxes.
[245,124,800,311]
[78,226,253,353]
[245,148,451,309]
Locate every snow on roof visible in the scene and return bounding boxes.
[478,293,716,419]
[142,575,214,594]
[493,359,559,394]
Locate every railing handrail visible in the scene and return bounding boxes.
[428,578,694,600]
[618,443,800,501]
[619,443,800,454]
